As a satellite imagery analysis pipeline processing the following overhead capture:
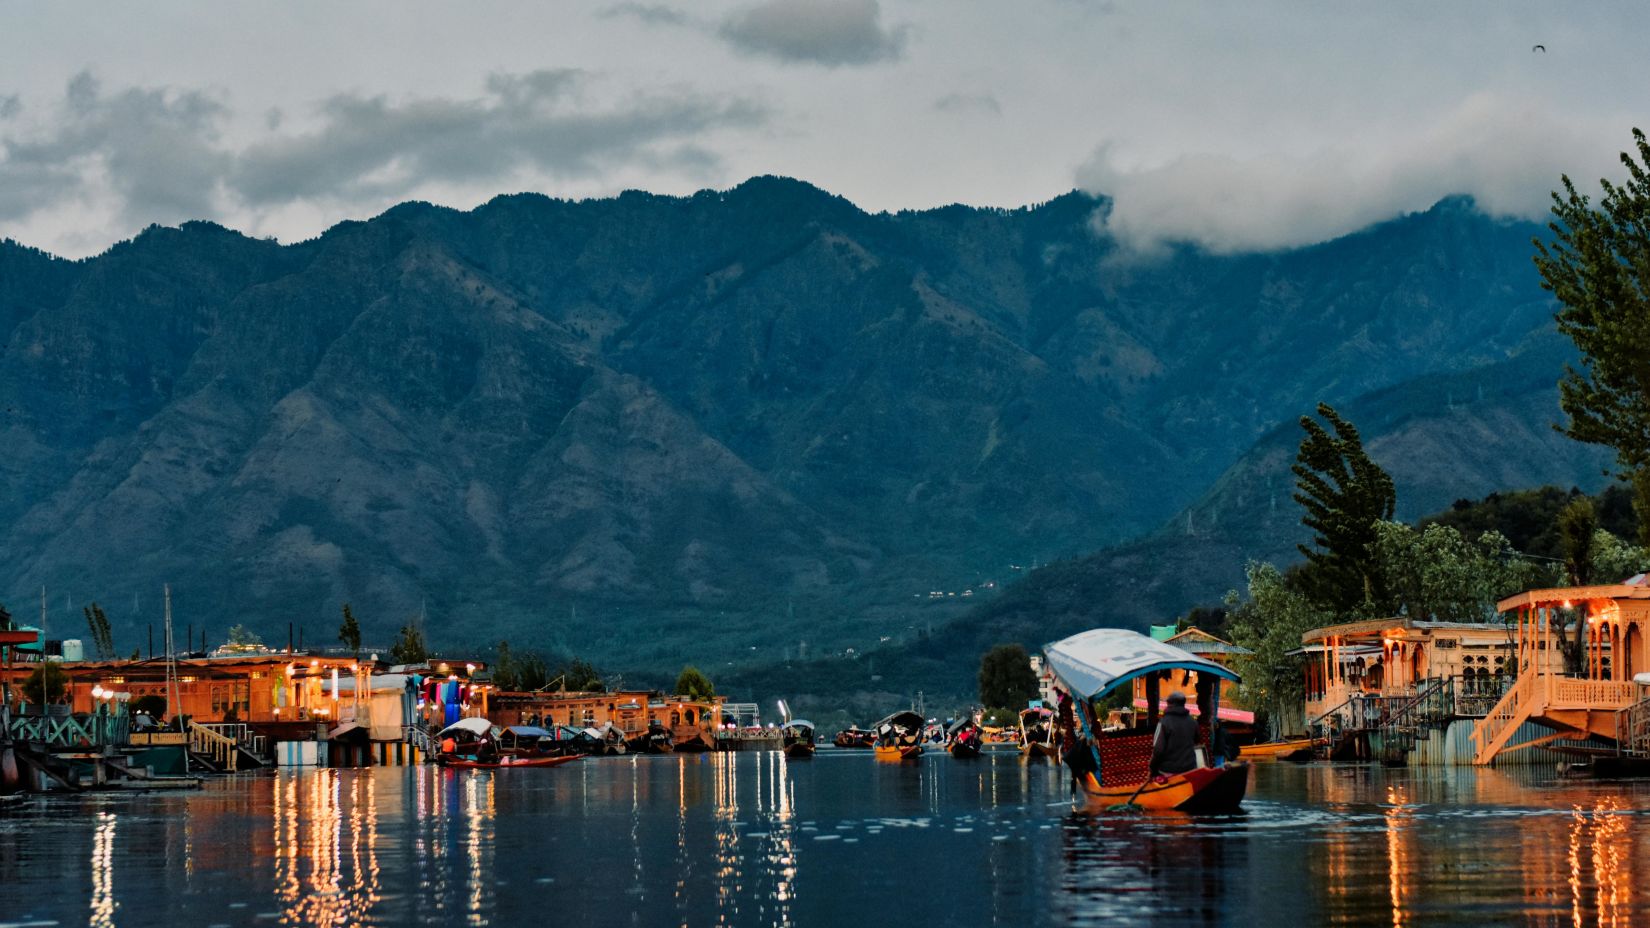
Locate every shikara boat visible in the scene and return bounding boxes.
[947,719,983,758]
[1044,628,1251,813]
[782,720,817,758]
[444,754,582,770]
[1019,706,1059,761]
[627,721,673,754]
[873,711,925,761]
[833,726,876,749]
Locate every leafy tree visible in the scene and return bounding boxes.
[1535,129,1650,541]
[227,624,263,648]
[83,602,115,659]
[1557,498,1601,674]
[23,662,68,705]
[338,603,362,658]
[674,665,715,700]
[389,623,429,665]
[1226,562,1330,734]
[1591,528,1650,583]
[1371,522,1545,624]
[1291,403,1396,616]
[977,643,1039,709]
[559,657,603,692]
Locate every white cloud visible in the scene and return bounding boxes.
[1078,93,1625,256]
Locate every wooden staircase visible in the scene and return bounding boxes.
[1471,669,1638,765]
[1470,670,1535,765]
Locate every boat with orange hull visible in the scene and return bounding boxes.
[443,754,582,770]
[872,710,925,761]
[1071,762,1250,813]
[1239,737,1321,762]
[1043,627,1251,813]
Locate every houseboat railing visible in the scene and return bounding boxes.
[4,704,131,749]
[1616,693,1650,757]
[186,720,238,772]
[197,722,268,760]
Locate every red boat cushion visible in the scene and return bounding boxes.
[1097,725,1213,786]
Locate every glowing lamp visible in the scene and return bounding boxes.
[92,685,105,699]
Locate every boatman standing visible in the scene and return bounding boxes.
[1149,691,1199,777]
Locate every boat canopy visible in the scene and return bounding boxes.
[946,719,979,736]
[1043,628,1240,700]
[438,717,496,738]
[1019,706,1053,720]
[504,725,552,738]
[783,719,815,732]
[875,711,925,732]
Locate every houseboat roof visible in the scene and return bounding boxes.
[1301,616,1513,644]
[1496,578,1650,612]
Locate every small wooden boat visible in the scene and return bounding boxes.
[1240,736,1322,762]
[833,727,876,749]
[1019,706,1059,761]
[947,719,983,758]
[443,754,582,770]
[627,722,673,754]
[782,720,816,758]
[1044,627,1251,814]
[872,711,925,761]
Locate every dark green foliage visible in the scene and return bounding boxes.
[0,602,11,630]
[1291,404,1396,615]
[674,666,715,700]
[227,624,262,647]
[23,662,67,705]
[83,602,115,659]
[1425,485,1636,558]
[1559,498,1599,673]
[1536,129,1650,540]
[389,623,429,665]
[1176,606,1230,639]
[1633,469,1650,547]
[560,657,603,692]
[977,643,1039,710]
[492,640,554,691]
[338,603,362,657]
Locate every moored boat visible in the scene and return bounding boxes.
[873,711,925,761]
[782,720,817,758]
[1019,706,1059,761]
[1240,736,1321,762]
[947,719,983,758]
[1044,627,1251,813]
[444,754,582,770]
[833,726,876,749]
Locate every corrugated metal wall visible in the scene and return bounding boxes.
[1406,719,1593,766]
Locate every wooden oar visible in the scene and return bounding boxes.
[1107,773,1154,814]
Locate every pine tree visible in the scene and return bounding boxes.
[338,603,362,658]
[1535,128,1650,541]
[1291,403,1396,616]
[83,602,115,659]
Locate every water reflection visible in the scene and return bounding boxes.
[22,758,1650,926]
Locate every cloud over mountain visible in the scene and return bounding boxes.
[1079,93,1620,255]
[717,0,906,66]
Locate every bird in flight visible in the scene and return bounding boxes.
[1532,44,1546,52]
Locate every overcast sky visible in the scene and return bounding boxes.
[1,1,1645,258]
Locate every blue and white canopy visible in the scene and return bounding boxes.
[1043,628,1240,700]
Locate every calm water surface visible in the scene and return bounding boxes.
[5,751,1650,926]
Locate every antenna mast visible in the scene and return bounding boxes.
[163,585,180,722]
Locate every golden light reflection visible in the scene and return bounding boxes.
[1562,798,1633,928]
[269,769,385,927]
[1384,785,1410,928]
[89,810,117,928]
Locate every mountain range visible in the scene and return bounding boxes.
[0,178,1606,690]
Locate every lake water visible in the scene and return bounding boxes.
[5,750,1650,926]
